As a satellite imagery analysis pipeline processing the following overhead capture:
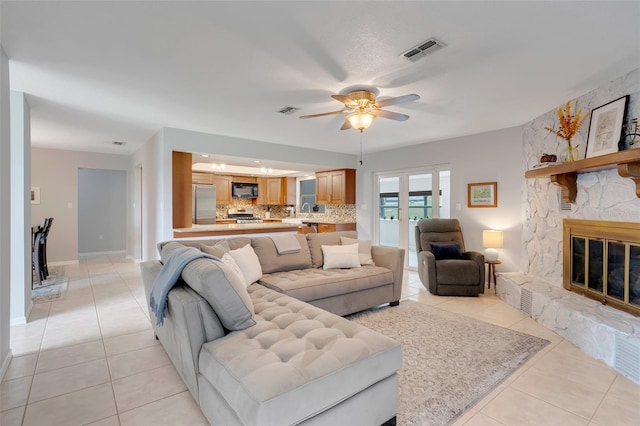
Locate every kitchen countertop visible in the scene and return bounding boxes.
[268,218,357,224]
[173,222,300,238]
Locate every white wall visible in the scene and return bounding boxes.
[10,91,31,325]
[0,39,13,376]
[522,67,640,283]
[31,148,131,263]
[78,169,127,254]
[357,126,524,273]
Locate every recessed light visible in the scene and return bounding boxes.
[254,160,261,163]
[202,154,209,158]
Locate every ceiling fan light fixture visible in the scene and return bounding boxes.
[347,112,375,132]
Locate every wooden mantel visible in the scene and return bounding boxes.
[524,149,640,203]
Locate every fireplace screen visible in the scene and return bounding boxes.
[565,219,640,316]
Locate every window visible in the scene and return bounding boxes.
[380,190,440,220]
[299,179,325,213]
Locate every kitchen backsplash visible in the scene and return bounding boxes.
[217,199,356,221]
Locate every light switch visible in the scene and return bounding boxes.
[455,203,461,211]
[67,202,73,209]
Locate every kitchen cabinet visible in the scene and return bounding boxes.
[315,169,356,204]
[212,175,231,204]
[265,177,296,205]
[316,222,356,233]
[256,177,267,205]
[192,172,213,185]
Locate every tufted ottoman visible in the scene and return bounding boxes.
[197,285,402,425]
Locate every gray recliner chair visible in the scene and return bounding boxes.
[415,218,485,296]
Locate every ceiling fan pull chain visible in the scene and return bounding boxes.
[359,132,364,166]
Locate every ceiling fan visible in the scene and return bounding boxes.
[300,89,420,132]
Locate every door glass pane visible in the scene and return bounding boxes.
[407,174,431,268]
[379,177,399,248]
[607,241,625,301]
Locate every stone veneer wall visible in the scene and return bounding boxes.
[522,68,640,284]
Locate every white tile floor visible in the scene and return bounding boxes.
[1,255,638,425]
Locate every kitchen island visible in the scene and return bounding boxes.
[173,222,300,238]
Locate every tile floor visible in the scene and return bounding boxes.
[1,255,638,425]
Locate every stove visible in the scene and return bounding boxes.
[228,208,264,224]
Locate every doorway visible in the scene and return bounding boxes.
[375,167,450,269]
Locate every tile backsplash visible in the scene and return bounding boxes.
[216,199,356,222]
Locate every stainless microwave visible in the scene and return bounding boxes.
[232,182,259,198]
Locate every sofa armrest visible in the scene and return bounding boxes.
[417,251,437,294]
[371,245,405,302]
[463,251,485,287]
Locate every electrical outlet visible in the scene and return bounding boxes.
[98,234,103,240]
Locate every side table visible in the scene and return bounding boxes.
[485,260,502,289]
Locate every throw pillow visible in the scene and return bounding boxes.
[221,252,246,286]
[181,258,255,331]
[228,243,263,286]
[200,240,231,259]
[322,243,361,270]
[340,236,374,265]
[430,243,463,260]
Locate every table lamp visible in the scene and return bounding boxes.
[482,230,503,262]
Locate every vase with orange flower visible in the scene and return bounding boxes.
[544,101,588,162]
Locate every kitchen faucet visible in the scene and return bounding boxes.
[301,203,311,213]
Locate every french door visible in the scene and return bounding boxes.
[375,167,450,269]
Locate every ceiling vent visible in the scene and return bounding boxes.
[278,106,300,115]
[400,37,447,63]
[112,141,125,146]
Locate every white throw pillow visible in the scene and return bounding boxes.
[340,236,374,265]
[228,244,263,286]
[322,244,361,270]
[221,252,247,287]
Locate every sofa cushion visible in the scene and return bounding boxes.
[258,266,393,302]
[200,240,231,258]
[321,244,360,269]
[251,234,313,274]
[306,231,357,268]
[435,259,481,285]
[181,258,255,331]
[198,285,401,426]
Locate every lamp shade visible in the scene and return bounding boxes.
[482,230,503,262]
[347,112,375,131]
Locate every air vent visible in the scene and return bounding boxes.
[520,288,533,316]
[615,336,640,383]
[400,37,447,62]
[112,141,125,146]
[559,191,572,211]
[278,106,300,115]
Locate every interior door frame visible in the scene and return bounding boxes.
[373,164,450,269]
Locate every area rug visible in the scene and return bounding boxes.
[348,301,549,426]
[32,266,68,303]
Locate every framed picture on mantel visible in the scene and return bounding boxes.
[467,182,497,208]
[585,95,629,159]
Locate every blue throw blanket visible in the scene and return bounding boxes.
[149,246,216,326]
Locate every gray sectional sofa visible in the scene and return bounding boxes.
[140,231,405,425]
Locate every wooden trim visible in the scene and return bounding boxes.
[173,225,299,238]
[172,151,193,229]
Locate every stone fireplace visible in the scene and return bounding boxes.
[564,219,640,316]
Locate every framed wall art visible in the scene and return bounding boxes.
[585,95,629,158]
[467,182,497,208]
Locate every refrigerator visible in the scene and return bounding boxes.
[192,184,217,224]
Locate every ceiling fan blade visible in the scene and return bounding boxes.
[299,110,349,119]
[375,94,420,107]
[375,109,410,121]
[340,119,352,130]
[331,94,358,107]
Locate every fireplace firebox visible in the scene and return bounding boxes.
[564,219,640,316]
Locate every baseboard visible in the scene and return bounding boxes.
[10,300,33,326]
[48,260,79,266]
[78,250,126,257]
[0,349,13,381]
[126,255,142,264]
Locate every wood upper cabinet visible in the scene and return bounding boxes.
[315,169,355,204]
[256,177,267,205]
[265,177,296,205]
[192,172,213,185]
[212,175,231,204]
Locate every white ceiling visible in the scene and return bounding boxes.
[2,1,639,160]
